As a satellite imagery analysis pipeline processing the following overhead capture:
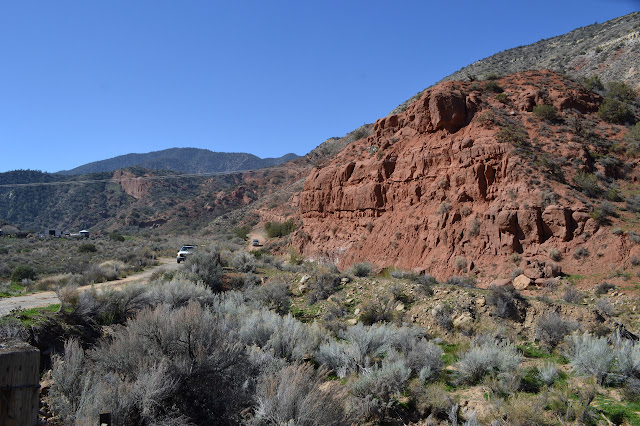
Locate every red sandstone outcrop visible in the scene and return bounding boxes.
[111,170,151,199]
[292,70,632,282]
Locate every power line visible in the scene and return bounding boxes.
[0,169,258,188]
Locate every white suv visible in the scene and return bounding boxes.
[176,245,197,263]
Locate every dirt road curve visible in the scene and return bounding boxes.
[0,258,182,317]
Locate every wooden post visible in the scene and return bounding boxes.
[0,340,40,426]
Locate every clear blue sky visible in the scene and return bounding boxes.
[0,1,637,173]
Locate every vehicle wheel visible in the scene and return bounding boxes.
[177,259,181,263]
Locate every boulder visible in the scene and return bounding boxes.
[429,88,467,131]
[513,274,532,290]
[453,312,473,328]
[490,278,513,288]
[524,268,543,279]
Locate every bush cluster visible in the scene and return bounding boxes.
[10,265,36,283]
[597,81,637,124]
[48,281,456,425]
[264,219,295,238]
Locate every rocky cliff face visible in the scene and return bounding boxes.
[293,70,637,282]
[112,170,152,199]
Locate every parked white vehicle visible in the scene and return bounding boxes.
[176,245,197,263]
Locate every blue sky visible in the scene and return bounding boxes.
[0,1,637,173]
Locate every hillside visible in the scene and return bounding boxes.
[0,168,251,232]
[293,69,640,284]
[57,148,299,176]
[0,123,373,233]
[391,12,640,115]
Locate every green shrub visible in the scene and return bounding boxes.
[581,75,604,92]
[627,122,640,143]
[108,231,125,242]
[78,243,97,253]
[496,93,509,104]
[484,80,503,93]
[233,225,252,240]
[352,126,370,141]
[351,261,373,277]
[359,294,396,325]
[573,172,601,197]
[532,104,557,121]
[598,97,636,124]
[608,81,637,102]
[496,125,529,146]
[265,219,295,238]
[10,265,36,283]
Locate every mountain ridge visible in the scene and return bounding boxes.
[56,147,299,176]
[390,11,640,116]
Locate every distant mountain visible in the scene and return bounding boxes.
[390,12,640,115]
[57,148,299,176]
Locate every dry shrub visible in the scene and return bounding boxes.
[499,393,551,426]
[51,301,255,424]
[251,363,347,425]
[359,293,397,325]
[455,338,521,385]
[56,284,79,308]
[245,280,291,315]
[36,273,75,291]
[535,312,578,349]
[407,381,455,420]
[349,359,411,422]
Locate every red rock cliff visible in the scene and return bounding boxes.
[293,70,634,281]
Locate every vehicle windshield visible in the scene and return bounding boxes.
[180,246,195,251]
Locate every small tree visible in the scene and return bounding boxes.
[265,219,296,238]
[533,104,557,121]
[598,97,636,124]
[78,243,97,253]
[10,265,36,283]
[108,231,125,242]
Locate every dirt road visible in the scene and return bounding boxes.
[0,258,181,316]
[247,229,267,251]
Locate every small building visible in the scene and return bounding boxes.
[45,229,62,237]
[79,230,90,238]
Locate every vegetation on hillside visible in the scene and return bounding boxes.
[3,237,640,424]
